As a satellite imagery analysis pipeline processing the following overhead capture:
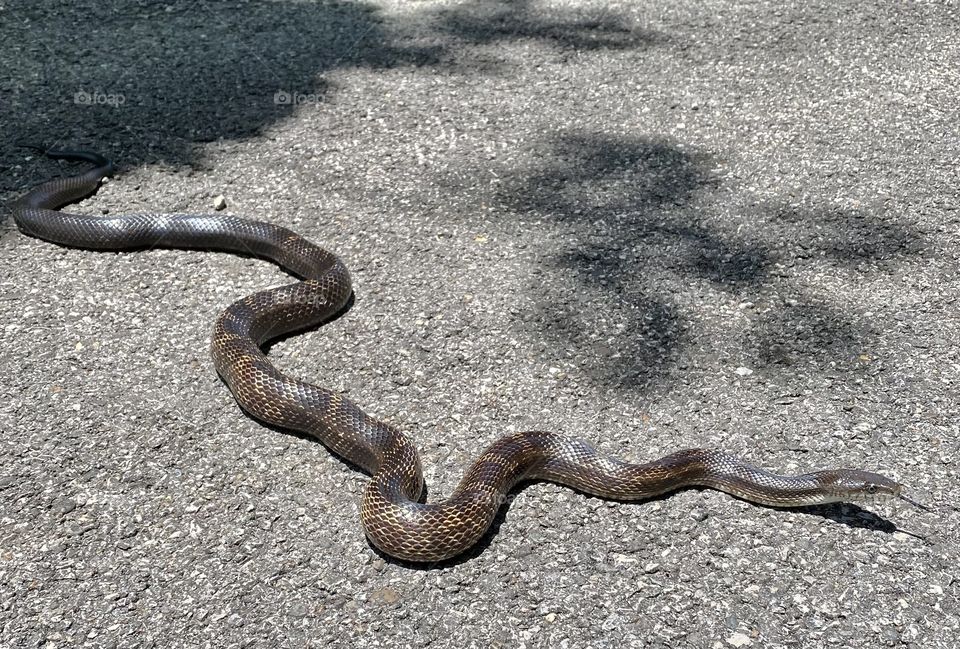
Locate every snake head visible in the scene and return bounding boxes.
[817,469,903,504]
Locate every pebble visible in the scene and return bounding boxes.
[371,587,400,605]
[51,497,77,514]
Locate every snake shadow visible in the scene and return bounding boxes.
[714,490,915,538]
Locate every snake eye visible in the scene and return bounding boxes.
[866,485,878,494]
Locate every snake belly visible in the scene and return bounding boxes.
[11,151,902,562]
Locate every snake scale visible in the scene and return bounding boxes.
[11,149,921,561]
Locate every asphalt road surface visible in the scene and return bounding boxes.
[1,1,958,647]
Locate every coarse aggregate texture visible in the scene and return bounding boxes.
[1,0,958,647]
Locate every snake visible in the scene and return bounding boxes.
[10,148,926,562]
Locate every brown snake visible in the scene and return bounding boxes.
[11,149,925,562]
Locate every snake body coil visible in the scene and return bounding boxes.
[12,151,909,561]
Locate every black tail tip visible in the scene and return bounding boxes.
[17,143,113,173]
[17,142,49,154]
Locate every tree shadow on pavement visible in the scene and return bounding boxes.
[1,0,432,178]
[1,0,657,193]
[491,132,929,393]
[2,0,930,397]
[435,0,664,51]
